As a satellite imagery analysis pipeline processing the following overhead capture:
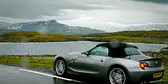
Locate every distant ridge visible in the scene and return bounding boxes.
[126,23,168,31]
[0,20,105,35]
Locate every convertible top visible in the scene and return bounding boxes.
[96,42,137,49]
[96,42,138,57]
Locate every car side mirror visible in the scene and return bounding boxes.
[81,51,89,56]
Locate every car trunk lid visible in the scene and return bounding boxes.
[128,55,162,67]
[140,58,162,67]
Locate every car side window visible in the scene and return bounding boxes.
[124,48,142,55]
[90,46,109,56]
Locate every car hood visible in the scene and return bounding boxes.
[68,52,81,55]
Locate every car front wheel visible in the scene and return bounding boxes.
[109,68,127,84]
[55,59,66,76]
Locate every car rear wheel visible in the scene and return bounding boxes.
[109,68,127,84]
[55,59,66,76]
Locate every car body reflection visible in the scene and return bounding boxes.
[53,78,81,84]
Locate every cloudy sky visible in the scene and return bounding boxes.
[0,0,168,31]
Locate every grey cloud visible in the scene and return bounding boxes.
[134,0,168,4]
[1,0,168,26]
[0,0,106,19]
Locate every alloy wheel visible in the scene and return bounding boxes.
[109,68,126,84]
[55,59,66,76]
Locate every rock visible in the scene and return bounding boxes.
[160,47,168,55]
[165,70,168,74]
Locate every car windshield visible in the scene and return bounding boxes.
[124,48,142,55]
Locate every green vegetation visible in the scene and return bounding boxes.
[0,55,55,73]
[0,55,55,67]
[0,31,83,42]
[88,36,164,44]
[84,31,168,44]
[84,31,168,38]
[163,74,168,82]
[0,31,167,44]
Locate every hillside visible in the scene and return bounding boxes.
[0,20,105,35]
[84,31,168,44]
[0,31,83,42]
[84,31,168,38]
[0,31,167,44]
[0,29,18,34]
[125,24,168,31]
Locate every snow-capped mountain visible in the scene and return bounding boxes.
[0,20,105,35]
[125,24,168,31]
[0,22,10,28]
[101,23,168,32]
[1,20,168,34]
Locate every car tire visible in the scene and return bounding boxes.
[108,67,127,84]
[55,59,66,76]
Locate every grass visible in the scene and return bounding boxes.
[84,31,168,44]
[0,31,83,42]
[0,55,55,68]
[84,31,168,38]
[0,55,56,73]
[0,52,168,81]
[163,74,168,82]
[88,36,164,44]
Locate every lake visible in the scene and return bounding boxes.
[0,41,167,55]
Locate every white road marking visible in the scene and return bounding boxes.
[19,69,82,83]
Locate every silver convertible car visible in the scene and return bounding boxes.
[54,42,164,84]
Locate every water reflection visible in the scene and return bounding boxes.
[52,74,107,84]
[0,41,167,55]
[53,78,82,84]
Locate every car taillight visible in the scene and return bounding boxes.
[139,62,149,69]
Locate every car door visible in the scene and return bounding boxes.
[76,46,109,75]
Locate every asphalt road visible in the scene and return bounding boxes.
[0,64,83,84]
[0,64,166,84]
[0,64,107,84]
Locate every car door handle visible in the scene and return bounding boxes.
[101,60,103,62]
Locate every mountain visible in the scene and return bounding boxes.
[126,24,168,31]
[0,22,10,28]
[0,29,18,34]
[0,20,105,35]
[102,23,168,32]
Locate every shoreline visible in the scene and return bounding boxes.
[0,31,167,44]
[0,41,168,44]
